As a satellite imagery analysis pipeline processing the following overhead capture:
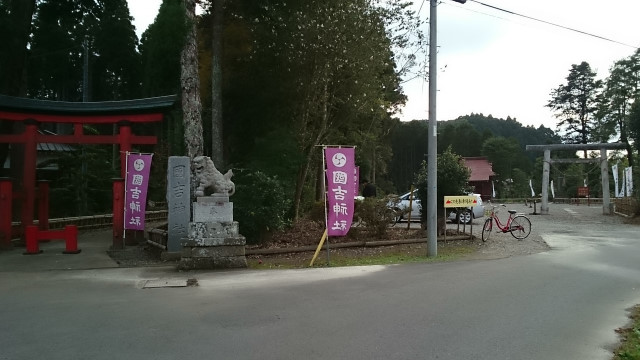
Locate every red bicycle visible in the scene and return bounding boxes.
[481,203,531,242]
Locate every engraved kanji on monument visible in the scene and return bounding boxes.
[167,156,190,252]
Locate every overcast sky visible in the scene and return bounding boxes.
[127,0,640,130]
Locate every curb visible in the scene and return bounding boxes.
[245,235,474,256]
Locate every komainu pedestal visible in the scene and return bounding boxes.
[178,194,247,270]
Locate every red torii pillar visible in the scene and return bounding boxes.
[21,119,38,234]
[0,178,11,249]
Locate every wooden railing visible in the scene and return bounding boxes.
[613,198,638,217]
[12,210,168,234]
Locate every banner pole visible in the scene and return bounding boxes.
[123,151,129,240]
[309,229,328,267]
[322,146,330,266]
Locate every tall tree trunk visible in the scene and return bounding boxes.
[372,147,376,184]
[315,157,324,202]
[292,80,330,219]
[0,0,35,95]
[210,0,224,166]
[181,0,204,159]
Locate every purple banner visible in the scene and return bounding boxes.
[324,147,356,236]
[124,153,153,231]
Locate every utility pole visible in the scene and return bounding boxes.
[426,0,438,257]
[427,0,467,257]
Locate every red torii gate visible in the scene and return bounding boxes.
[0,94,177,249]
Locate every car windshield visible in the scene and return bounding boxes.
[401,191,418,201]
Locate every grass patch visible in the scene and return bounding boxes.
[313,245,474,267]
[614,305,640,360]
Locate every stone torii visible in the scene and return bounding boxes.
[526,143,627,215]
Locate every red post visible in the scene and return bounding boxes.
[21,120,38,239]
[0,178,12,249]
[63,225,80,254]
[112,178,125,249]
[24,225,41,254]
[37,180,50,230]
[24,225,80,254]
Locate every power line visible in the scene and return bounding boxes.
[468,0,638,49]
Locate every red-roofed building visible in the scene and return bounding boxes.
[461,157,495,201]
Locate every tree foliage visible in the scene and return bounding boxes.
[0,0,36,96]
[25,0,640,224]
[212,0,421,218]
[547,61,603,150]
[597,49,640,166]
[232,170,292,243]
[0,0,36,176]
[28,0,140,101]
[481,136,520,179]
[389,119,428,193]
[389,114,558,195]
[415,147,470,234]
[629,100,640,156]
[437,119,486,157]
[49,145,114,217]
[449,114,559,154]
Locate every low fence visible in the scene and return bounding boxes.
[147,226,168,249]
[613,198,638,217]
[493,197,637,217]
[552,197,603,205]
[493,197,604,205]
[11,210,168,235]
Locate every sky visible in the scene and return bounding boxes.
[127,0,640,130]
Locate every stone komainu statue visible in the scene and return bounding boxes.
[192,156,235,197]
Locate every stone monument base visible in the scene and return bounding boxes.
[178,196,247,270]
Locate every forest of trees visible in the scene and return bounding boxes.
[0,0,638,241]
[389,114,560,198]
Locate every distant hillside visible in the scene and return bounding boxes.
[388,114,560,192]
[445,113,560,150]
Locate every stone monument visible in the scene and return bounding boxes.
[167,156,190,252]
[178,156,247,270]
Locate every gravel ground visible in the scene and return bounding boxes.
[455,203,550,260]
[462,201,630,260]
[107,243,172,267]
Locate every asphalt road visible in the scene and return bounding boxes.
[1,204,639,360]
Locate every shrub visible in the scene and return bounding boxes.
[354,196,397,238]
[307,201,326,224]
[415,147,470,233]
[232,170,292,244]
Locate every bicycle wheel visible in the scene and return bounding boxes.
[509,215,531,240]
[481,218,493,242]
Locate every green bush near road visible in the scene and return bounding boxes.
[233,170,292,244]
[613,305,640,360]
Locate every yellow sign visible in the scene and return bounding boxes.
[444,195,477,208]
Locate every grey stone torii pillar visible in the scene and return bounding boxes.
[526,143,627,215]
